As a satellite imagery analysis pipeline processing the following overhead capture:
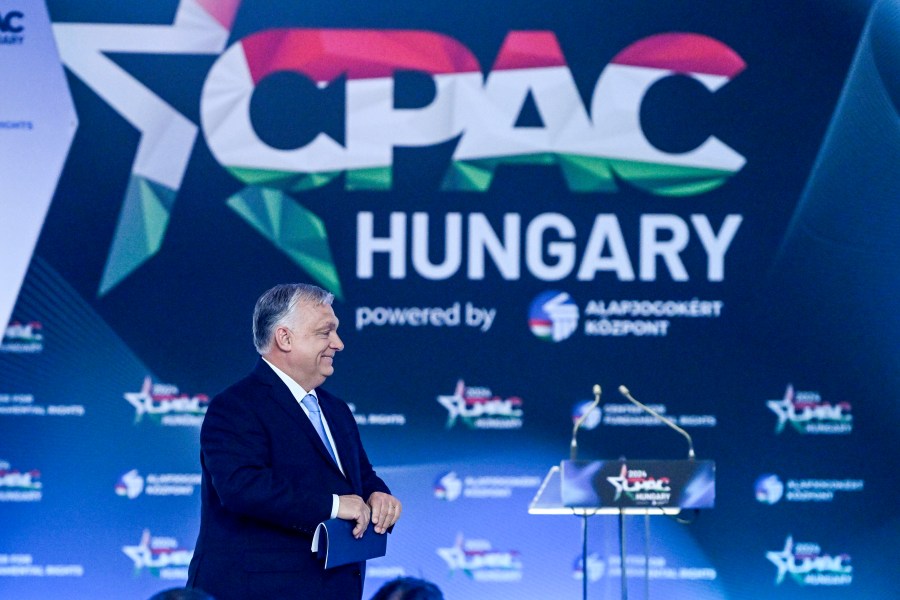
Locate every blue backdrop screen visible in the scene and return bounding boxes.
[1,0,898,598]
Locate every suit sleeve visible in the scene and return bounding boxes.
[327,396,391,498]
[199,388,333,534]
[353,418,391,499]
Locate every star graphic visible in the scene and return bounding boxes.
[606,463,629,501]
[766,535,795,584]
[122,529,153,570]
[436,380,467,428]
[123,376,154,421]
[51,2,345,300]
[766,384,795,433]
[53,1,240,295]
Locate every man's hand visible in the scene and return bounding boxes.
[337,494,371,539]
[367,492,402,534]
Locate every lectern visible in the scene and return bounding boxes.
[529,459,715,599]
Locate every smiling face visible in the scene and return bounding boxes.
[268,300,344,391]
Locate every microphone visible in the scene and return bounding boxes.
[618,385,695,460]
[570,384,601,461]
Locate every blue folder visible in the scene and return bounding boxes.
[315,518,388,569]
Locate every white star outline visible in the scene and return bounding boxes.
[122,529,193,571]
[766,535,795,585]
[52,1,243,292]
[766,384,796,433]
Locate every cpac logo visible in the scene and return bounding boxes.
[766,536,852,586]
[607,464,671,504]
[122,529,193,579]
[123,376,209,426]
[205,30,746,196]
[436,534,523,581]
[0,11,24,33]
[53,3,747,296]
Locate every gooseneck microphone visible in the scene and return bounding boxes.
[618,385,695,460]
[570,384,601,461]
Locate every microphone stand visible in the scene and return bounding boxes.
[570,385,601,600]
[618,385,695,460]
[615,385,698,600]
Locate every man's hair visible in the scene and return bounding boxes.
[369,577,443,600]
[252,283,334,354]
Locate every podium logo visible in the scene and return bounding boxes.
[766,384,852,435]
[766,536,852,586]
[122,529,193,580]
[606,463,671,505]
[529,291,578,342]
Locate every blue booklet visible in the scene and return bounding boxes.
[314,518,388,569]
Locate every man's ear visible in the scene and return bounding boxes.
[273,326,292,351]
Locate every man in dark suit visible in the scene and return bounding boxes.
[187,283,402,599]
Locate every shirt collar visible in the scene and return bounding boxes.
[261,357,316,402]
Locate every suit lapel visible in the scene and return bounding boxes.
[317,389,361,492]
[252,360,346,478]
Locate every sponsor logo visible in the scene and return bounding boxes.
[583,297,726,337]
[755,474,863,504]
[437,380,523,430]
[766,536,852,586]
[573,552,605,582]
[0,460,41,502]
[115,469,201,499]
[754,474,784,504]
[1,321,42,353]
[607,464,671,506]
[767,384,852,435]
[0,554,83,578]
[53,10,747,298]
[578,555,716,581]
[531,294,728,342]
[436,534,523,582]
[572,400,602,430]
[122,529,193,580]
[529,291,578,341]
[124,376,209,426]
[0,392,85,417]
[348,403,406,427]
[355,302,495,332]
[434,471,541,501]
[0,10,24,45]
[434,472,463,501]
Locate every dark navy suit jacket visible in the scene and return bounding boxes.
[187,359,390,600]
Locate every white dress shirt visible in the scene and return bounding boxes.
[262,358,343,519]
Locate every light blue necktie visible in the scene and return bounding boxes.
[301,394,338,464]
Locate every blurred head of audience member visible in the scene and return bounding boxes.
[148,588,216,600]
[370,576,444,600]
